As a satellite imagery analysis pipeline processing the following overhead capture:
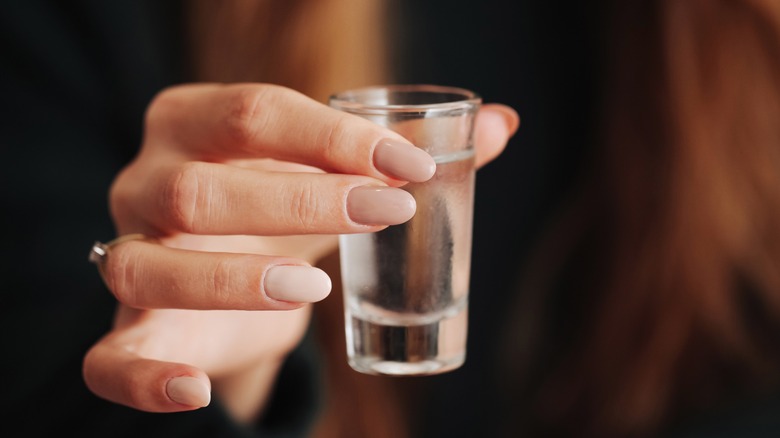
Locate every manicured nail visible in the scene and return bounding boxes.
[264,265,332,302]
[167,376,210,407]
[347,186,416,225]
[373,139,436,182]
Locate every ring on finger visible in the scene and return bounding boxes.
[88,233,156,281]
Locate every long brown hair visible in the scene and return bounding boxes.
[185,2,408,437]
[186,0,387,101]
[506,0,780,436]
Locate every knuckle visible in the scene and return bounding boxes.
[105,243,143,306]
[319,114,350,163]
[211,255,260,308]
[81,346,99,390]
[144,85,186,132]
[161,162,210,233]
[224,85,279,150]
[210,257,235,308]
[288,181,322,230]
[108,167,136,225]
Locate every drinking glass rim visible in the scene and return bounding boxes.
[329,84,481,113]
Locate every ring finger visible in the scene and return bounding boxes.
[98,238,332,310]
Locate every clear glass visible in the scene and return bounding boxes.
[330,85,480,375]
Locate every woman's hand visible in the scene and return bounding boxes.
[82,83,519,420]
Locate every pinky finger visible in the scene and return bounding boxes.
[83,339,211,412]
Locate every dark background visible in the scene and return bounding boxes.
[392,1,601,436]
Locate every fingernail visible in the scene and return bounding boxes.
[373,139,436,182]
[347,186,416,225]
[167,376,210,407]
[264,265,332,302]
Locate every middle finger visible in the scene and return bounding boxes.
[142,162,417,235]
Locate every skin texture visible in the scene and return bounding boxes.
[82,83,519,422]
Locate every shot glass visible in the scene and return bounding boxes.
[329,84,480,376]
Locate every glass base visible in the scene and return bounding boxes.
[346,308,467,376]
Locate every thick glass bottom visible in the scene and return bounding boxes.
[346,307,467,376]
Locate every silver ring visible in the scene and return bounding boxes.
[88,241,110,265]
[88,233,152,277]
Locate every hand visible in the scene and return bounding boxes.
[82,83,519,420]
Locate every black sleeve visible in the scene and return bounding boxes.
[661,391,780,438]
[0,1,323,436]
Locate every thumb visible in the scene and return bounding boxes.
[474,103,520,169]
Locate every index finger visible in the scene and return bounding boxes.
[144,83,436,185]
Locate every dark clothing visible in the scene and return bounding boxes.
[1,1,321,437]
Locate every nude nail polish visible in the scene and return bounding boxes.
[347,186,416,225]
[167,376,210,407]
[264,265,332,302]
[373,139,436,182]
